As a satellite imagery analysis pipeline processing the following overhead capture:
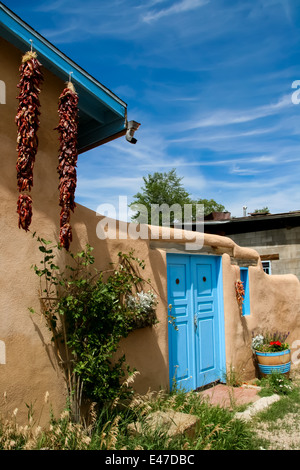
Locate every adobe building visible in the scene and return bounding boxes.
[1,3,300,426]
[204,211,300,280]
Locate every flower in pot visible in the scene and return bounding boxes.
[251,330,291,377]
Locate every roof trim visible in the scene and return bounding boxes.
[0,2,129,153]
[205,211,300,225]
[0,2,127,113]
[79,129,127,154]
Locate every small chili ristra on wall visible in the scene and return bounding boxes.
[55,81,78,250]
[235,280,245,314]
[15,50,43,231]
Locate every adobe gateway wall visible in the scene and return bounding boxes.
[147,230,300,387]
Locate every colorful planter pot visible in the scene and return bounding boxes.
[255,349,291,377]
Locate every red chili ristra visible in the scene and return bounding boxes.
[17,194,33,232]
[16,50,43,230]
[55,82,78,250]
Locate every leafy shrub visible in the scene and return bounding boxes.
[258,371,294,396]
[31,235,158,420]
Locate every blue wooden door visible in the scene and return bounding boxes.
[167,254,225,391]
[167,255,194,391]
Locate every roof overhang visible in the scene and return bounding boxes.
[0,2,128,153]
[173,211,300,236]
[204,212,300,235]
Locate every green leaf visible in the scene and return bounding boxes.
[31,235,154,405]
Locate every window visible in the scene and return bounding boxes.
[240,267,250,316]
[262,261,271,275]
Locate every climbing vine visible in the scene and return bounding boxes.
[30,234,158,421]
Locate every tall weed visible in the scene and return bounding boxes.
[0,387,264,450]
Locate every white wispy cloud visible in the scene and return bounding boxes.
[178,94,292,131]
[142,0,210,23]
[168,125,280,145]
[16,0,300,218]
[77,176,142,190]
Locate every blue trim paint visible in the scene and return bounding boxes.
[0,3,127,152]
[240,267,250,316]
[0,6,126,115]
[256,349,290,357]
[258,362,291,374]
[215,256,226,382]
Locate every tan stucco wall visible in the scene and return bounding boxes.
[1,37,300,426]
[0,37,73,426]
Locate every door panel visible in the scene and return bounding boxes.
[167,254,224,391]
[173,322,190,383]
[196,264,212,296]
[192,257,221,387]
[198,317,214,369]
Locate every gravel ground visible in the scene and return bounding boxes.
[253,366,300,450]
[255,412,300,450]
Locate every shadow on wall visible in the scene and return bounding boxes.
[118,326,168,395]
[36,208,170,395]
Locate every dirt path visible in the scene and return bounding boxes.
[255,412,300,450]
[253,366,300,450]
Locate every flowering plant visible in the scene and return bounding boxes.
[251,330,290,352]
[127,290,157,313]
[126,290,158,329]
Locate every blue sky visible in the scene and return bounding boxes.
[5,0,300,219]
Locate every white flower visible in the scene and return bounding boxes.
[251,334,264,351]
[127,290,157,313]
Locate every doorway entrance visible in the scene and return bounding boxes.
[167,253,226,391]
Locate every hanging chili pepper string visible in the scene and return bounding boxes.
[15,47,43,231]
[235,280,245,314]
[17,194,33,231]
[55,80,79,250]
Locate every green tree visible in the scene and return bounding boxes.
[129,169,192,225]
[129,169,226,225]
[254,207,270,214]
[196,198,226,215]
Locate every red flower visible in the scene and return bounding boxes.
[270,341,281,346]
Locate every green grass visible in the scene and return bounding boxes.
[0,388,265,450]
[257,371,295,397]
[2,369,300,450]
[255,383,300,422]
[87,389,264,451]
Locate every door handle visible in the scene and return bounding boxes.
[194,314,197,331]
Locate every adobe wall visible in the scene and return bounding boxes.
[0,37,171,424]
[0,37,300,427]
[0,37,73,426]
[148,231,300,383]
